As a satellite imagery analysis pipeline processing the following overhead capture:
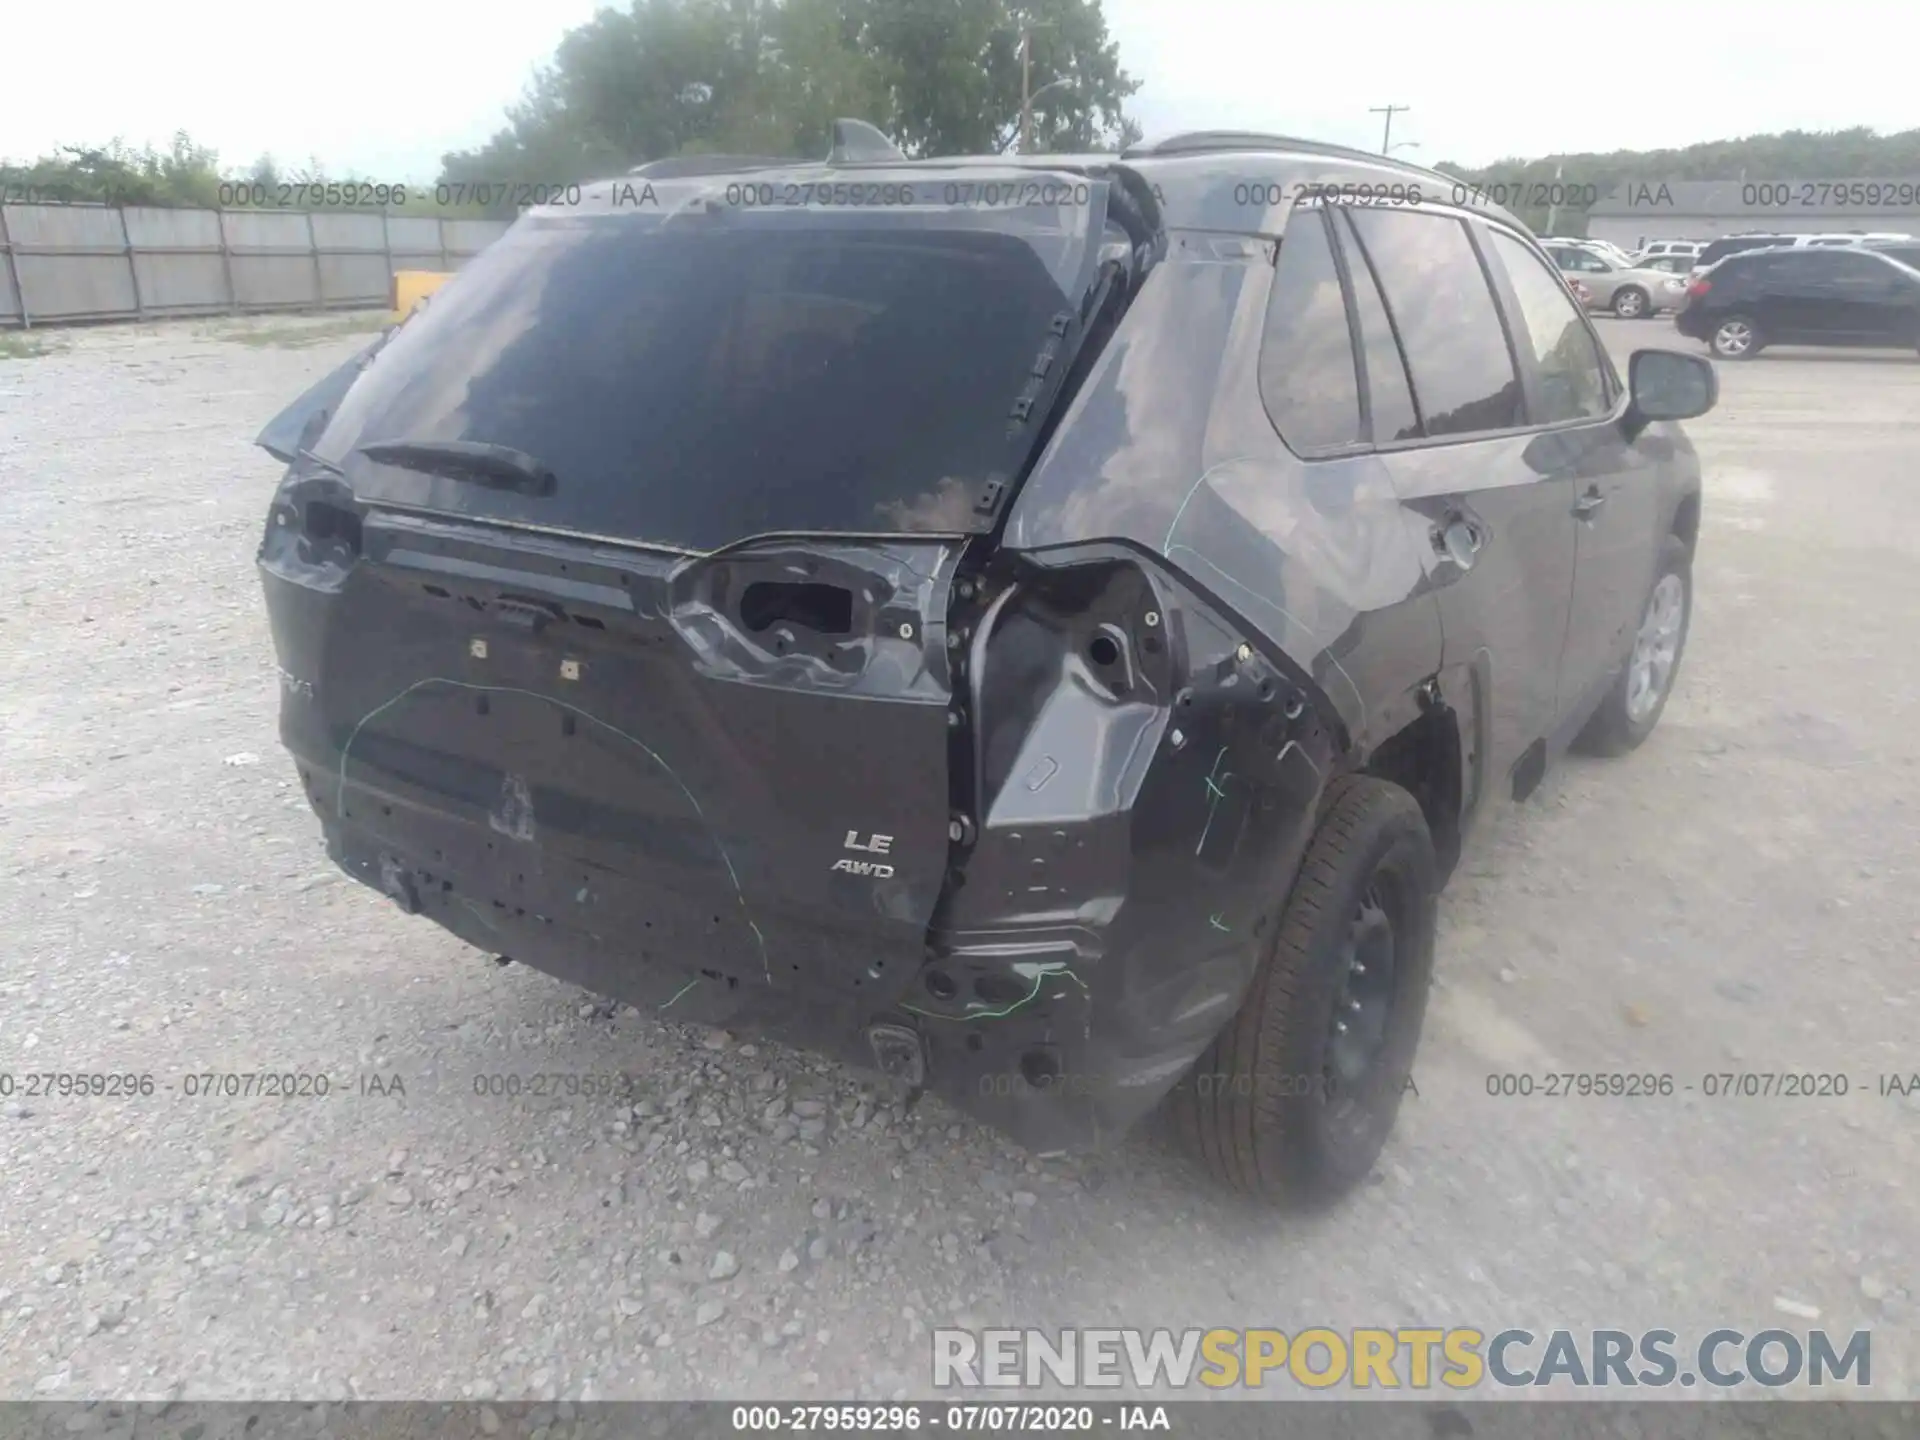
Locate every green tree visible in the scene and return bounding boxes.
[438,0,1139,182]
[864,0,1137,156]
[0,132,223,206]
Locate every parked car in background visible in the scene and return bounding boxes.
[1638,255,1696,276]
[1798,231,1914,248]
[1634,240,1703,263]
[1538,236,1636,267]
[1545,243,1687,318]
[1675,244,1920,358]
[1692,234,1802,272]
[251,129,1719,1209]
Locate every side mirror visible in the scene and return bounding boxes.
[1623,349,1717,439]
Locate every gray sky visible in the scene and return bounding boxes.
[4,0,1914,176]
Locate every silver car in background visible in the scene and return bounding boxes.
[1544,242,1688,318]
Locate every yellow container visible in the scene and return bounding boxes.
[388,269,454,325]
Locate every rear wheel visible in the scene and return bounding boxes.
[1710,315,1760,359]
[1575,535,1692,756]
[1167,776,1436,1208]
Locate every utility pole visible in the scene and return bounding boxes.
[1021,28,1033,153]
[1020,25,1035,153]
[1369,104,1409,155]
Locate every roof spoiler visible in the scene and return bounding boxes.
[828,119,906,164]
[627,155,798,178]
[618,123,902,179]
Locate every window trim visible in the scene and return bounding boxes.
[1311,203,1376,445]
[1269,201,1638,461]
[1332,206,1426,443]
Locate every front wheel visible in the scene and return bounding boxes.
[1166,776,1437,1208]
[1575,535,1692,757]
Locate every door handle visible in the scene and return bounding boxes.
[1573,487,1607,520]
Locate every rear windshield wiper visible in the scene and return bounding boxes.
[355,440,557,496]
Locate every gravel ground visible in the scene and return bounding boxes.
[1,312,1916,1404]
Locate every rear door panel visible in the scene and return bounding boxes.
[1336,207,1578,792]
[1477,224,1657,722]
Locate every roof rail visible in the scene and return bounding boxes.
[627,155,801,178]
[1123,130,1455,186]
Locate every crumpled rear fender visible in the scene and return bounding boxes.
[897,542,1344,1151]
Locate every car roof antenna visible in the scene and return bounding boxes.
[828,119,906,165]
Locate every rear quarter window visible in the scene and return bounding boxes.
[1257,208,1363,454]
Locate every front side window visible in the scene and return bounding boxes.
[1344,209,1523,438]
[1487,230,1611,424]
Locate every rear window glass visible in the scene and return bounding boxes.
[314,208,1098,552]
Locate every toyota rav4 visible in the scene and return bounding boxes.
[255,126,1718,1207]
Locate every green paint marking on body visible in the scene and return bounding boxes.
[659,978,702,1010]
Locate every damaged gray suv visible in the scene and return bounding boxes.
[256,127,1717,1207]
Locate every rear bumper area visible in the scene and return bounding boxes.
[311,796,1292,1154]
[266,516,1344,1154]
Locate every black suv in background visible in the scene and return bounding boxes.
[254,130,1717,1207]
[1676,245,1920,358]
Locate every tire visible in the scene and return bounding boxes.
[1612,286,1649,319]
[1709,314,1761,359]
[1575,535,1692,757]
[1167,776,1437,1208]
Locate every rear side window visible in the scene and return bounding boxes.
[1551,248,1610,274]
[1751,250,1823,279]
[1344,209,1523,438]
[1824,251,1899,283]
[1257,208,1363,453]
[1486,230,1610,424]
